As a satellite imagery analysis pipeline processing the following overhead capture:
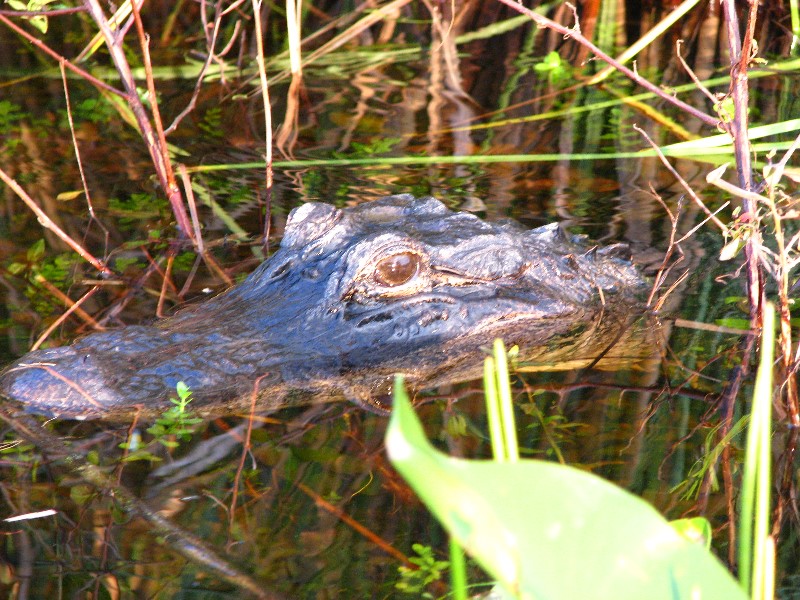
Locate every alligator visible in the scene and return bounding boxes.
[0,194,647,420]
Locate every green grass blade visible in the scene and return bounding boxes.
[449,537,468,600]
[484,356,505,461]
[492,339,519,462]
[738,303,775,595]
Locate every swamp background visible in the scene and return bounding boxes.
[0,0,799,597]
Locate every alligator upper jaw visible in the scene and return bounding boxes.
[0,348,125,420]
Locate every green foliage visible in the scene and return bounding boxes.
[198,106,224,138]
[333,137,401,159]
[0,100,25,132]
[714,96,736,123]
[395,543,449,595]
[739,303,775,597]
[108,192,167,219]
[670,416,748,500]
[0,434,36,468]
[6,240,80,316]
[5,0,57,33]
[146,382,203,447]
[71,98,116,125]
[120,382,202,461]
[670,517,713,550]
[519,394,585,461]
[387,366,749,599]
[534,51,573,84]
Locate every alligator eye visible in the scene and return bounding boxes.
[373,252,421,287]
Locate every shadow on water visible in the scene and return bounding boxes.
[0,0,798,597]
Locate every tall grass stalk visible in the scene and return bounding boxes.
[449,340,521,596]
[448,537,467,600]
[588,0,702,84]
[738,302,775,598]
[250,0,274,201]
[484,339,519,462]
[286,0,303,75]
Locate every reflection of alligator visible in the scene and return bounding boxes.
[0,195,647,420]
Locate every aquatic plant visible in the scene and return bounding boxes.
[388,335,775,599]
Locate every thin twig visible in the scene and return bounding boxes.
[633,125,729,233]
[0,168,112,276]
[493,0,719,127]
[83,0,193,240]
[251,0,274,251]
[0,13,124,97]
[30,284,104,351]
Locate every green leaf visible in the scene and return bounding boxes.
[7,262,25,275]
[719,237,742,261]
[386,377,747,600]
[670,517,713,550]
[26,239,45,263]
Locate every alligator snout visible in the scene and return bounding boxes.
[0,346,124,418]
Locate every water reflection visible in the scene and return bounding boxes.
[0,2,792,597]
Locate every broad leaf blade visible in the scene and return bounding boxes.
[386,378,746,600]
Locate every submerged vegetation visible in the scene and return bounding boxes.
[0,0,799,597]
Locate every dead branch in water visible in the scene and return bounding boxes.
[0,408,283,599]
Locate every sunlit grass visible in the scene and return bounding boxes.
[739,303,776,599]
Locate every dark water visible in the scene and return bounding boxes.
[0,3,798,598]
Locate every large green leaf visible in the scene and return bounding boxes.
[386,378,747,600]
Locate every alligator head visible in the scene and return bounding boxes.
[0,194,646,419]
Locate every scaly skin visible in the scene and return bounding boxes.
[0,195,646,420]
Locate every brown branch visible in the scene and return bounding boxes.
[0,13,124,97]
[0,168,113,276]
[0,7,87,17]
[29,282,104,351]
[296,482,415,569]
[82,0,194,240]
[0,409,280,600]
[720,0,763,330]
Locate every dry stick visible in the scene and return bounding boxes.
[0,7,87,16]
[714,0,770,561]
[60,61,99,221]
[228,375,264,550]
[33,275,103,330]
[767,130,800,187]
[643,188,682,309]
[82,0,194,241]
[156,253,175,319]
[295,482,415,568]
[30,285,103,351]
[720,0,762,320]
[129,0,197,245]
[0,410,279,600]
[164,6,225,135]
[675,40,719,106]
[178,165,205,254]
[59,59,114,272]
[633,125,729,233]
[0,168,112,276]
[493,0,718,128]
[251,0,274,251]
